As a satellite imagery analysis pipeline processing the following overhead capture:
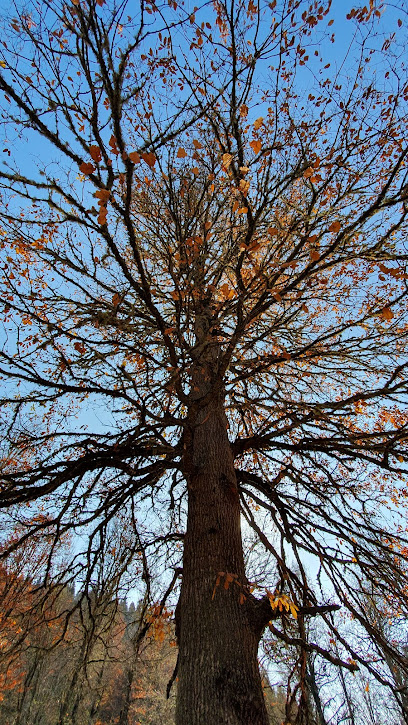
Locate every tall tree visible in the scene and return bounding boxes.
[1,0,408,722]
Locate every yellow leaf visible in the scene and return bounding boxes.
[267,592,298,620]
[239,179,250,196]
[0,61,6,68]
[289,602,298,619]
[222,152,233,169]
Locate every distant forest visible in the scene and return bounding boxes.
[0,569,288,725]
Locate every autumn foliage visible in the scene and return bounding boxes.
[0,0,408,722]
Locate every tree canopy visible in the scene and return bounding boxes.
[0,0,408,722]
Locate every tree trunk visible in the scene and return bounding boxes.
[118,667,134,725]
[306,658,327,725]
[175,373,270,725]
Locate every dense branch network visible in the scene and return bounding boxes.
[0,0,408,714]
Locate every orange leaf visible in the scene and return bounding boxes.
[109,135,119,155]
[177,147,187,158]
[74,341,86,354]
[98,208,108,225]
[380,307,393,321]
[89,145,102,162]
[79,162,95,175]
[249,139,262,154]
[329,220,341,233]
[222,152,233,168]
[240,104,248,117]
[94,189,110,202]
[129,151,141,164]
[220,283,234,299]
[253,117,264,130]
[141,152,156,167]
[112,293,121,306]
[193,139,203,149]
[212,573,223,600]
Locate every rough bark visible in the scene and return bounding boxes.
[175,356,270,724]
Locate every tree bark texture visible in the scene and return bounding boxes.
[175,364,270,725]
